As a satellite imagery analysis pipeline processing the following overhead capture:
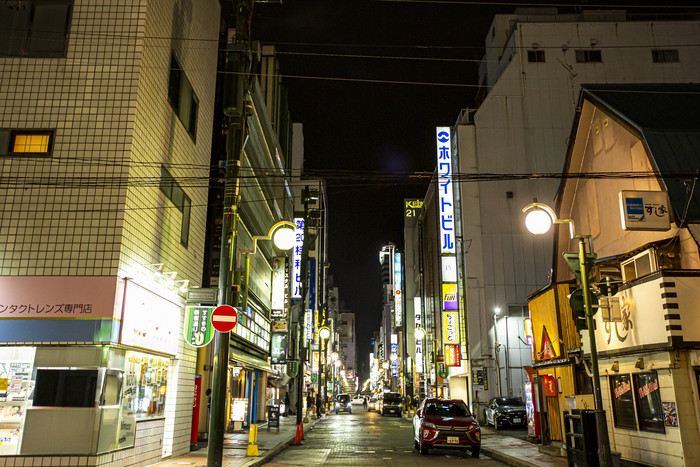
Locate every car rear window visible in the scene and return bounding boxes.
[383,393,402,402]
[424,401,471,417]
[338,395,350,402]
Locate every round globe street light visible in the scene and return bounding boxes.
[521,201,612,467]
[331,351,339,362]
[269,221,296,250]
[318,326,331,340]
[522,201,575,238]
[334,359,341,368]
[382,361,390,370]
[414,327,426,340]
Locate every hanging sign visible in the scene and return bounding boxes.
[444,344,461,367]
[436,127,455,254]
[442,311,460,344]
[442,283,458,310]
[619,190,671,231]
[184,306,215,348]
[271,333,287,364]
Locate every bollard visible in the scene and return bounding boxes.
[245,423,259,456]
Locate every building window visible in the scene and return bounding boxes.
[527,50,545,63]
[160,165,191,248]
[0,129,54,156]
[621,249,656,283]
[609,374,637,429]
[652,49,679,63]
[633,372,665,433]
[575,50,602,63]
[168,53,198,141]
[0,1,72,57]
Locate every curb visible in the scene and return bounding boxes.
[480,446,540,467]
[240,415,327,467]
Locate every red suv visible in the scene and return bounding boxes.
[413,398,481,457]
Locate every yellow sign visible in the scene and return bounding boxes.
[0,378,7,391]
[442,283,458,311]
[442,311,460,344]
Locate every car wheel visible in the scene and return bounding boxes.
[471,447,481,458]
[414,439,419,450]
[397,411,402,417]
[419,439,430,456]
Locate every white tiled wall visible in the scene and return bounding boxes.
[0,0,219,464]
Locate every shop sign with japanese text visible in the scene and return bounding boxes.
[619,190,671,231]
[444,343,461,366]
[442,311,460,344]
[292,218,304,298]
[436,127,455,254]
[394,252,403,327]
[184,306,215,348]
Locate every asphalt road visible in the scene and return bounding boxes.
[264,406,506,466]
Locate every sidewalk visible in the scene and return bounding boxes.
[480,428,568,467]
[149,413,326,467]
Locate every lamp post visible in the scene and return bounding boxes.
[319,326,331,411]
[523,202,612,467]
[493,307,503,397]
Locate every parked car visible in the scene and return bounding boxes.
[335,393,352,414]
[413,398,480,457]
[351,395,365,405]
[380,392,403,416]
[368,395,379,412]
[484,397,526,429]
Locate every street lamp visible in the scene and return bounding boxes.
[493,307,502,397]
[209,220,296,466]
[522,202,612,467]
[319,326,331,410]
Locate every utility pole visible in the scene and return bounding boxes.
[296,188,311,429]
[208,1,253,465]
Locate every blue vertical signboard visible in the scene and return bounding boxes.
[292,218,304,299]
[436,127,455,255]
[436,126,461,358]
[393,252,403,327]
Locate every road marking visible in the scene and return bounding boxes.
[354,451,376,453]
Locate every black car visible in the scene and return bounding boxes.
[484,397,526,429]
[380,392,403,416]
[335,393,352,414]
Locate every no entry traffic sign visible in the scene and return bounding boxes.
[211,305,239,333]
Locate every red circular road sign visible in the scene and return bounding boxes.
[211,305,239,333]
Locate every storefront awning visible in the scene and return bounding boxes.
[229,350,273,373]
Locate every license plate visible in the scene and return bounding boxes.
[513,418,522,423]
[389,409,395,412]
[447,436,459,444]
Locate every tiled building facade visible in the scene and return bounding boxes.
[0,1,219,465]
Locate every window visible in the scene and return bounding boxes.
[609,374,636,429]
[634,372,665,433]
[652,49,679,63]
[575,49,602,63]
[0,1,72,57]
[0,129,54,156]
[33,369,98,407]
[168,53,198,141]
[528,50,545,63]
[621,249,656,283]
[160,165,191,248]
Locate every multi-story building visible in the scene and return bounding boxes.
[529,83,700,466]
[339,311,356,392]
[454,8,700,411]
[0,0,219,464]
[196,39,296,436]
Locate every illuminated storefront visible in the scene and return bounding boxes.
[0,275,189,463]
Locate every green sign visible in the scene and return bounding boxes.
[287,361,298,377]
[184,306,215,348]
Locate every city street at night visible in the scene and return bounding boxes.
[265,408,504,467]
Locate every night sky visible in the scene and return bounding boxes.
[250,0,698,380]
